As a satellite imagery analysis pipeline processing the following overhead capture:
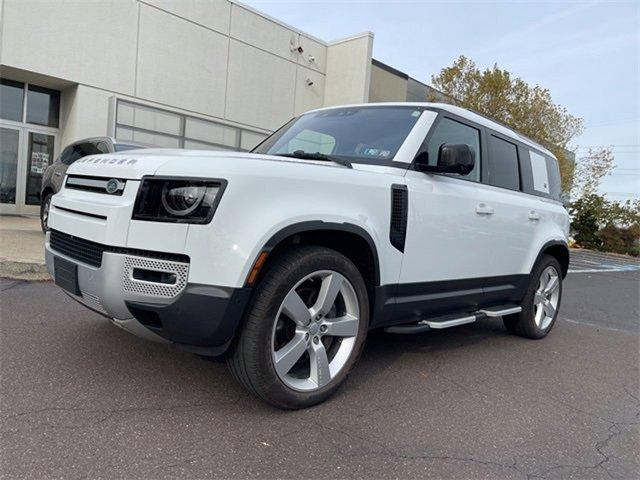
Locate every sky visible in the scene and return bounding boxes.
[244,0,639,201]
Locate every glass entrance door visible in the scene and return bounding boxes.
[0,124,57,214]
[0,126,21,212]
[25,132,55,206]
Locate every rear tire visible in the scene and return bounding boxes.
[503,254,563,339]
[228,246,369,409]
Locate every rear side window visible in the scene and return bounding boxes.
[486,136,519,190]
[529,150,549,194]
[518,147,562,201]
[61,142,105,165]
[546,155,562,201]
[96,141,110,154]
[59,146,73,165]
[426,117,481,181]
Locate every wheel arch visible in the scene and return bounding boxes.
[41,186,55,203]
[250,221,381,288]
[534,240,570,278]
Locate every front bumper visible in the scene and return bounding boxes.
[45,235,251,355]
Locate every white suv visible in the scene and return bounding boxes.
[46,103,569,409]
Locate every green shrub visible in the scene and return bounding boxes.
[598,224,640,257]
[570,194,640,256]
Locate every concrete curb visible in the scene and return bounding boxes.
[0,258,50,281]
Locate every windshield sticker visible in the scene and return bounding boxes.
[362,148,391,158]
[411,110,421,117]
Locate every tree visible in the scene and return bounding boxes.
[571,147,615,199]
[603,198,640,227]
[568,194,605,249]
[430,56,584,192]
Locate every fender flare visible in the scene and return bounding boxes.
[533,240,570,277]
[255,220,381,286]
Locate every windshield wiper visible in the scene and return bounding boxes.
[275,150,352,168]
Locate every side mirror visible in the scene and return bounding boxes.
[414,143,475,176]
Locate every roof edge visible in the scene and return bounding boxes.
[327,31,375,46]
[230,0,331,46]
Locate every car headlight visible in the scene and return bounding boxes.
[132,178,226,224]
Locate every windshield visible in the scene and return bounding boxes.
[253,106,423,163]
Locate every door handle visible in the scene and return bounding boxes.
[54,172,62,177]
[528,210,540,221]
[475,203,494,215]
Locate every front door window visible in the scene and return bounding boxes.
[25,132,55,205]
[0,127,20,205]
[426,116,482,182]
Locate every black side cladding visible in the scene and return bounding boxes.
[390,184,408,252]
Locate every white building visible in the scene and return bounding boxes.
[0,0,428,215]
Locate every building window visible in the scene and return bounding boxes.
[240,130,268,151]
[0,79,60,128]
[0,79,24,122]
[115,100,268,151]
[185,117,237,150]
[0,127,20,204]
[116,101,182,148]
[26,85,60,127]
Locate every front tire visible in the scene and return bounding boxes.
[40,194,52,233]
[503,255,563,339]
[228,246,369,409]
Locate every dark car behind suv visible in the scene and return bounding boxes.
[40,136,146,231]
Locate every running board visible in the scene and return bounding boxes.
[384,304,522,334]
[478,305,522,317]
[425,315,476,329]
[385,313,480,334]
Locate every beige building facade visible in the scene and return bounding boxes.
[0,0,430,215]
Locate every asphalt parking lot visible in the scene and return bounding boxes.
[1,253,638,479]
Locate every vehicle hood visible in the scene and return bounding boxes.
[66,149,368,180]
[66,149,176,180]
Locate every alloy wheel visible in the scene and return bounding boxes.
[271,270,360,392]
[533,265,560,330]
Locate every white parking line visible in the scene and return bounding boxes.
[568,266,640,274]
[561,317,636,333]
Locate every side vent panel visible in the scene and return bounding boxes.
[390,184,408,252]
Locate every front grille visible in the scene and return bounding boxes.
[49,230,190,268]
[65,175,126,196]
[50,230,105,267]
[79,291,109,316]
